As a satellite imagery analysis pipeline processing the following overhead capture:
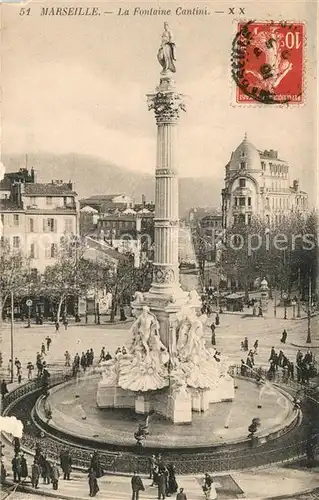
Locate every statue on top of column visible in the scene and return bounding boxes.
[157,22,176,74]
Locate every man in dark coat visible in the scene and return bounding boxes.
[157,469,167,499]
[31,460,40,488]
[131,471,144,500]
[51,462,60,490]
[20,454,28,480]
[1,379,8,401]
[280,329,288,343]
[60,449,72,480]
[88,468,99,497]
[90,451,102,478]
[12,455,22,482]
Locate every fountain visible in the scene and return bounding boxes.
[96,23,234,423]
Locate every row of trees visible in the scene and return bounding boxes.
[193,211,318,299]
[0,236,153,323]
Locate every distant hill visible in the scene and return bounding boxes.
[2,153,222,216]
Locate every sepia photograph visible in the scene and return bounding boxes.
[0,1,318,500]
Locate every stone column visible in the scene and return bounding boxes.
[147,75,187,304]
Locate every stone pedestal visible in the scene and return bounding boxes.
[135,394,152,415]
[166,387,192,424]
[96,384,135,409]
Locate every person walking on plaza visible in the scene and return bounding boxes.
[51,462,60,490]
[253,340,258,354]
[88,468,99,497]
[63,317,68,330]
[269,347,276,362]
[55,321,60,333]
[1,460,7,484]
[99,347,106,363]
[243,337,249,352]
[41,343,46,356]
[210,323,216,345]
[90,451,103,478]
[31,460,40,489]
[46,336,52,351]
[167,463,178,495]
[20,453,28,481]
[27,362,34,379]
[281,329,288,344]
[202,472,216,500]
[131,471,145,500]
[41,455,51,485]
[158,468,167,500]
[80,352,87,371]
[60,449,72,480]
[215,313,220,326]
[64,351,71,367]
[176,487,188,500]
[12,454,22,483]
[1,379,8,401]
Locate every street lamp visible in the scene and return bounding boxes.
[291,300,296,320]
[10,291,14,383]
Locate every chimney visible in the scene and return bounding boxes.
[142,194,146,207]
[67,180,73,190]
[30,167,36,183]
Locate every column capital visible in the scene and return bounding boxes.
[147,90,186,124]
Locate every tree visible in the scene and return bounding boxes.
[0,241,30,319]
[104,260,153,322]
[41,236,98,322]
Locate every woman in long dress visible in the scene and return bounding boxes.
[157,22,176,73]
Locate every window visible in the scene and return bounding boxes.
[233,215,238,225]
[248,197,251,206]
[64,218,73,233]
[30,243,35,259]
[29,218,34,232]
[239,178,246,188]
[45,243,51,259]
[234,197,238,206]
[240,161,246,170]
[50,243,57,258]
[238,214,245,224]
[265,198,269,209]
[239,197,245,206]
[13,236,20,248]
[44,218,56,232]
[46,197,52,205]
[13,214,19,226]
[63,197,68,207]
[29,197,36,206]
[247,215,252,225]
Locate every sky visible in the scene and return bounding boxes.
[1,0,318,204]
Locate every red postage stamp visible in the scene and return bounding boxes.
[231,21,305,105]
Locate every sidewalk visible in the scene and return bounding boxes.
[2,465,319,500]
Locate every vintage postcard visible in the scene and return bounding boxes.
[0,1,318,500]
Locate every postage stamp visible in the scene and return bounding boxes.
[231,21,305,105]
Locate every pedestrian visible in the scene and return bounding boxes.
[12,455,22,482]
[167,463,178,495]
[304,349,313,364]
[60,449,72,480]
[27,362,34,379]
[158,468,167,499]
[203,472,216,500]
[63,318,68,330]
[1,460,7,484]
[258,305,263,317]
[41,455,51,484]
[46,336,52,351]
[269,347,276,362]
[253,340,258,354]
[99,347,106,363]
[18,370,22,384]
[240,359,247,376]
[131,471,145,500]
[89,348,94,366]
[14,358,21,377]
[41,343,46,356]
[296,350,303,366]
[55,321,60,333]
[278,350,284,367]
[281,329,288,344]
[31,460,40,488]
[90,451,102,478]
[20,453,28,480]
[149,454,156,480]
[51,462,60,490]
[80,352,87,371]
[1,379,8,401]
[215,313,220,326]
[176,487,188,500]
[64,351,71,367]
[243,337,249,351]
[13,437,21,456]
[88,468,99,497]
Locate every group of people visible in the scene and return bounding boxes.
[70,349,95,375]
[295,348,316,384]
[268,345,295,380]
[149,454,179,498]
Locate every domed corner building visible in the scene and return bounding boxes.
[221,133,308,229]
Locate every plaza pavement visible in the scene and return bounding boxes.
[1,302,318,382]
[1,304,318,499]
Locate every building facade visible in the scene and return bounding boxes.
[221,134,308,228]
[0,170,79,273]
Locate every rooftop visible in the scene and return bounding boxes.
[24,183,77,196]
